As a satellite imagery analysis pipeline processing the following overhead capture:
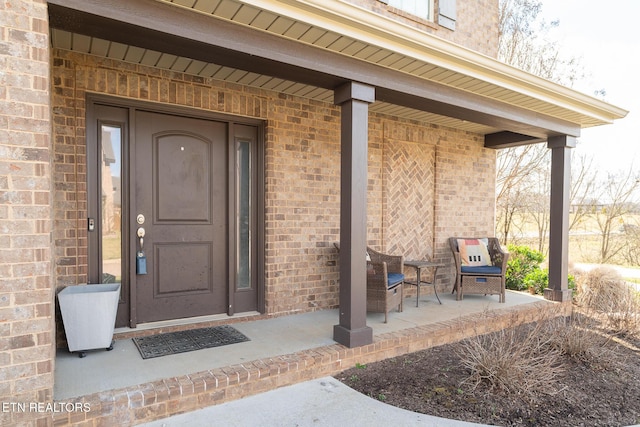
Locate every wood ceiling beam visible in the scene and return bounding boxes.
[484,131,547,149]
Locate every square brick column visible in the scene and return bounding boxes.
[333,82,375,348]
[545,135,575,302]
[0,1,54,425]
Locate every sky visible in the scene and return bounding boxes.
[538,0,639,175]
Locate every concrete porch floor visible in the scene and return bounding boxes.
[53,290,561,425]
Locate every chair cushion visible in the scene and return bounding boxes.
[387,273,405,287]
[461,265,502,275]
[457,238,491,267]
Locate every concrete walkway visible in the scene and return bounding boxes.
[140,376,488,427]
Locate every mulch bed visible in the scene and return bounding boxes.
[337,319,640,426]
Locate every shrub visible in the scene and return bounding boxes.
[506,245,576,293]
[455,318,564,402]
[523,268,548,295]
[523,269,576,295]
[575,267,640,337]
[576,267,628,309]
[505,245,545,291]
[544,313,609,363]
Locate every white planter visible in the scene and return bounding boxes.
[58,283,120,357]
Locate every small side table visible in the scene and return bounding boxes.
[404,260,444,306]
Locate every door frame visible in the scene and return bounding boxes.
[86,94,265,327]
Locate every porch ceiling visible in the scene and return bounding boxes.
[47,0,628,144]
[49,27,492,135]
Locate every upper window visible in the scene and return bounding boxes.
[380,0,456,30]
[385,0,433,21]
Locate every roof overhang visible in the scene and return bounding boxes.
[47,0,628,147]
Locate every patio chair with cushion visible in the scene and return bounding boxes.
[334,243,404,322]
[365,246,405,323]
[449,237,509,303]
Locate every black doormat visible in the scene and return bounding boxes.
[133,325,250,359]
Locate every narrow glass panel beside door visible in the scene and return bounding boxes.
[101,124,122,283]
[237,140,251,290]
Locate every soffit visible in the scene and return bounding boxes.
[50,26,497,134]
[48,0,627,136]
[164,0,626,127]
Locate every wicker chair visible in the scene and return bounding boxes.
[449,237,509,302]
[366,246,405,323]
[334,243,404,322]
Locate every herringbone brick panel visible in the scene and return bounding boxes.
[383,139,435,261]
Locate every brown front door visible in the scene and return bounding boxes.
[133,111,228,323]
[88,98,263,327]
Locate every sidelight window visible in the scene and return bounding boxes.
[100,124,123,284]
[237,140,251,290]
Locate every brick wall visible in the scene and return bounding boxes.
[346,0,499,58]
[380,121,438,259]
[0,0,54,425]
[264,96,342,314]
[367,119,497,290]
[50,49,496,319]
[454,0,500,57]
[433,128,497,284]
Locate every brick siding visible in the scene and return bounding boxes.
[346,0,499,58]
[0,0,54,425]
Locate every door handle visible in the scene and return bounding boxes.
[136,227,147,275]
[137,227,145,249]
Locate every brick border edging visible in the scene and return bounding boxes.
[51,301,570,426]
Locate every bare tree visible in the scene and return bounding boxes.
[497,0,639,269]
[499,0,583,86]
[527,163,550,255]
[496,185,527,245]
[495,144,548,244]
[496,0,584,246]
[589,168,640,263]
[496,144,548,202]
[569,152,600,231]
[621,219,640,266]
